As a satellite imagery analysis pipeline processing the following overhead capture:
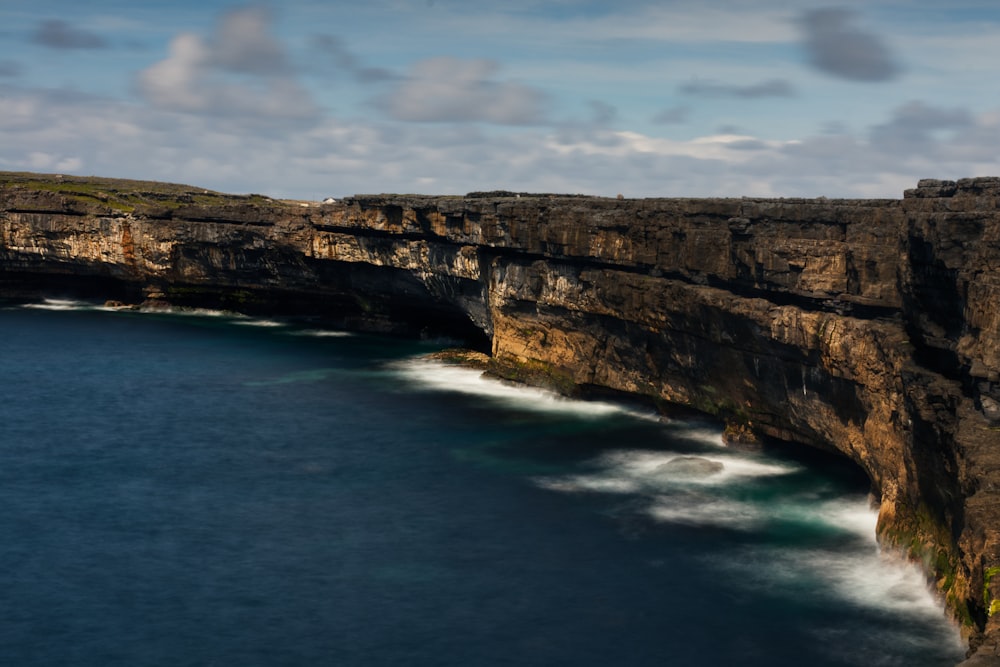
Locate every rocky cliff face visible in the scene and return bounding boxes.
[2,174,999,664]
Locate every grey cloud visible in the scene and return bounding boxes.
[869,101,973,153]
[135,7,318,121]
[679,78,795,98]
[208,7,290,75]
[589,100,618,125]
[311,35,397,83]
[716,124,745,135]
[0,60,22,77]
[312,35,355,70]
[652,106,690,125]
[32,19,107,50]
[378,57,547,125]
[552,126,625,149]
[725,139,769,151]
[799,8,899,82]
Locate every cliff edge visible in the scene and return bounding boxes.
[2,172,999,664]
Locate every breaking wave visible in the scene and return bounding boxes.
[389,357,660,420]
[287,329,353,338]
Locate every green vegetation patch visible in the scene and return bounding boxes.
[984,566,1000,608]
[0,171,282,214]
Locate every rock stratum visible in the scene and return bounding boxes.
[2,172,999,664]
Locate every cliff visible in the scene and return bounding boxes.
[2,172,999,664]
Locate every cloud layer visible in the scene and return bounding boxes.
[679,78,795,98]
[135,7,317,119]
[2,2,998,201]
[378,57,548,125]
[799,8,899,82]
[32,19,107,50]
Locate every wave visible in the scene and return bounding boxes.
[664,424,726,448]
[708,524,958,623]
[134,304,240,318]
[233,318,286,328]
[535,448,799,497]
[19,298,249,320]
[22,298,96,311]
[534,437,958,647]
[390,358,661,420]
[287,329,353,338]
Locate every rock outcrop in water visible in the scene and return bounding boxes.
[2,172,999,664]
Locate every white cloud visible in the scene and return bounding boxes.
[378,57,548,125]
[135,7,317,120]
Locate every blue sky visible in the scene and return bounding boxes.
[2,1,999,199]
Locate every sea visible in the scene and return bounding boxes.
[0,300,967,666]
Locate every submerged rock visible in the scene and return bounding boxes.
[654,456,725,479]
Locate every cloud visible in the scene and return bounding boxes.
[0,61,22,77]
[135,7,317,120]
[310,35,396,83]
[678,78,795,98]
[2,82,998,202]
[206,7,291,76]
[869,100,973,154]
[652,106,690,125]
[377,57,548,125]
[31,19,108,50]
[588,100,618,125]
[799,8,899,82]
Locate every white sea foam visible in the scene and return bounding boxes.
[793,496,879,541]
[681,490,962,651]
[535,448,799,500]
[287,329,353,337]
[94,303,133,312]
[668,425,727,448]
[647,495,767,529]
[23,298,93,311]
[233,318,286,327]
[390,358,649,419]
[135,304,238,318]
[809,547,945,615]
[716,529,957,627]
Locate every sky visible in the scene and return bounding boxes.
[1,1,999,200]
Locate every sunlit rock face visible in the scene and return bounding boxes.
[2,174,999,664]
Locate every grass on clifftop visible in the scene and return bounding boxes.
[0,171,275,213]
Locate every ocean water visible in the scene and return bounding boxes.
[0,301,966,666]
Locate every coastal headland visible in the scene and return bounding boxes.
[2,172,999,665]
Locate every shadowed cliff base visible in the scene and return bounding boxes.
[2,172,999,665]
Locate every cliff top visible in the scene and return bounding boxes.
[7,171,1000,218]
[0,171,275,214]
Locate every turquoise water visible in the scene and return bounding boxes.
[0,301,965,666]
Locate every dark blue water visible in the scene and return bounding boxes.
[0,302,965,666]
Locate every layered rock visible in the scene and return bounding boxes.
[2,173,999,664]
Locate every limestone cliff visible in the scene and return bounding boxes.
[2,172,999,664]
